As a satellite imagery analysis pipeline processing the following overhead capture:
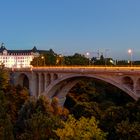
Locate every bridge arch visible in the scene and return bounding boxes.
[18,73,29,89]
[122,76,134,90]
[43,74,137,105]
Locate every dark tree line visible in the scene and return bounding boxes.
[31,49,140,67]
[64,79,140,140]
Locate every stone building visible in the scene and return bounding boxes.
[0,43,39,68]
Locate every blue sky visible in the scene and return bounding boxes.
[0,0,140,60]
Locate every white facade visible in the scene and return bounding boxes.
[0,45,39,68]
[0,54,34,68]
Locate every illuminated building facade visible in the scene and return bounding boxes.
[0,43,39,68]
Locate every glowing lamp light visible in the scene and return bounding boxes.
[128,49,133,67]
[86,52,90,56]
[128,49,132,54]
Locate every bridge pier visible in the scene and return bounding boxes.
[29,73,36,96]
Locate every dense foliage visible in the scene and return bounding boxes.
[64,53,91,66]
[0,68,140,139]
[31,49,57,66]
[64,79,140,140]
[55,115,107,140]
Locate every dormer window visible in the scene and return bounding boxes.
[3,50,7,55]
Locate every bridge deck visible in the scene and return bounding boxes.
[10,66,140,73]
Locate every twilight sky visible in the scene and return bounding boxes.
[0,0,140,60]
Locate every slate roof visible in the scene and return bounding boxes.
[0,43,49,54]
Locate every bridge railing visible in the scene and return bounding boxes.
[10,65,140,72]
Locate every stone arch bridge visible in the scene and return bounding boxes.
[11,66,140,105]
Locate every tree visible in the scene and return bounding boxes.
[116,119,140,140]
[18,112,61,140]
[94,54,105,65]
[116,60,129,66]
[43,49,57,66]
[0,91,14,140]
[0,68,9,90]
[125,99,140,122]
[71,102,101,119]
[3,85,30,124]
[64,53,90,65]
[55,115,107,140]
[30,49,57,66]
[15,96,68,139]
[100,106,129,140]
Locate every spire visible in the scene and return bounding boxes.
[32,46,37,52]
[0,43,6,51]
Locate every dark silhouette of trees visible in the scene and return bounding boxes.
[64,79,140,140]
[31,49,57,66]
[64,53,91,66]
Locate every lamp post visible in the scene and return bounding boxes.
[105,49,109,67]
[86,52,90,65]
[58,54,63,66]
[128,49,132,67]
[41,56,45,66]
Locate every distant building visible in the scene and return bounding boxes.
[0,43,40,68]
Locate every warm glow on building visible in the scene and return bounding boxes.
[0,44,39,68]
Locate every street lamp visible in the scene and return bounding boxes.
[58,54,63,65]
[41,56,45,66]
[105,49,109,67]
[86,52,90,56]
[86,52,90,65]
[128,49,132,67]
